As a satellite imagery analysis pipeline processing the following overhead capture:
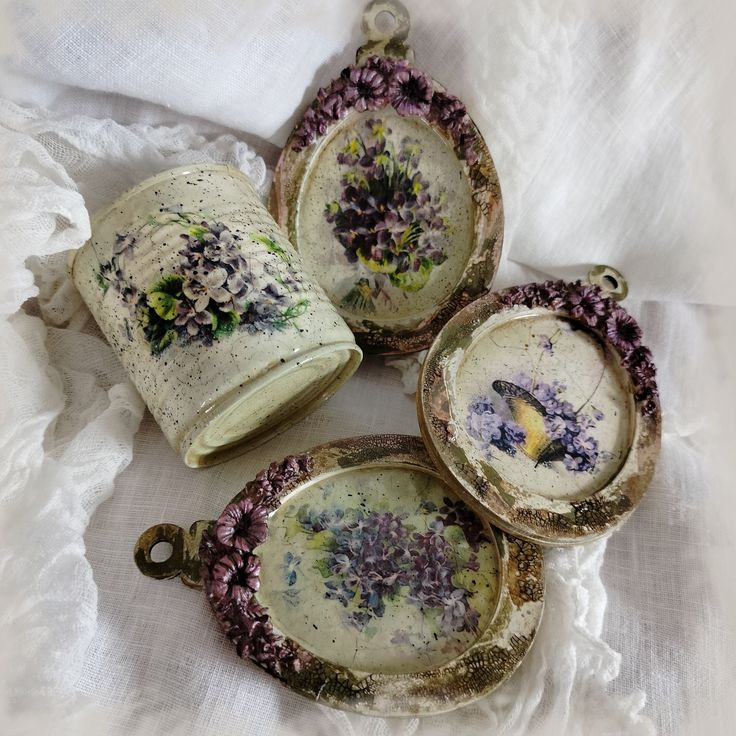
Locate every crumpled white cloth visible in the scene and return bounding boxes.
[0,0,734,734]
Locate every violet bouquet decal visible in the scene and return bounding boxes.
[325,118,448,304]
[284,496,490,639]
[97,210,309,355]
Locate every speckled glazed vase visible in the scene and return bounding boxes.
[72,164,362,467]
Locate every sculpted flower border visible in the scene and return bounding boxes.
[200,454,315,677]
[498,280,659,416]
[195,436,544,714]
[291,55,481,167]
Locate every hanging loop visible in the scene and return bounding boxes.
[134,520,212,589]
[587,265,629,301]
[357,0,414,63]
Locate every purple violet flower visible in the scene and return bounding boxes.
[342,66,388,112]
[208,552,261,608]
[605,309,643,353]
[429,91,468,135]
[566,283,606,327]
[389,67,433,116]
[317,79,349,121]
[365,55,409,78]
[214,498,269,553]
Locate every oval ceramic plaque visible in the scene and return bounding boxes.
[270,1,503,354]
[135,435,544,716]
[419,276,661,546]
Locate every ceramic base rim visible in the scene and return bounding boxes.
[182,341,362,468]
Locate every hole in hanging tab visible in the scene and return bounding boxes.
[603,275,619,290]
[375,10,396,33]
[150,541,174,563]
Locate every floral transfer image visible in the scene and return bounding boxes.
[464,318,623,480]
[284,495,487,636]
[254,469,500,673]
[324,117,449,311]
[97,209,308,355]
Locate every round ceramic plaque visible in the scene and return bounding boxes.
[418,275,661,546]
[135,435,544,716]
[270,1,503,354]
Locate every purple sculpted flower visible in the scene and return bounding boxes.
[535,280,568,309]
[208,552,261,608]
[622,345,658,396]
[566,283,606,327]
[214,498,269,553]
[457,131,479,166]
[430,91,468,135]
[246,454,314,507]
[365,55,409,79]
[292,107,328,151]
[389,67,433,116]
[605,308,642,353]
[316,78,349,121]
[342,65,388,112]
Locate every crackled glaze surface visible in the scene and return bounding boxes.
[456,314,634,502]
[256,466,500,675]
[419,280,661,546]
[271,53,503,354]
[73,164,361,467]
[192,435,544,716]
[297,112,475,326]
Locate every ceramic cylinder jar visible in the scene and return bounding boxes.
[72,164,362,467]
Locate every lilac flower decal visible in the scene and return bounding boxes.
[325,118,448,298]
[466,396,527,457]
[97,213,309,355]
[292,497,489,638]
[537,334,554,354]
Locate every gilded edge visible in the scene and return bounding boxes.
[196,434,544,716]
[269,56,504,355]
[418,281,663,546]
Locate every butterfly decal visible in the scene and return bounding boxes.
[491,380,566,466]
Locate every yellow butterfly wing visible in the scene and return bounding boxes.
[491,380,566,465]
[506,397,551,461]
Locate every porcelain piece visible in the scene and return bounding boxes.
[72,164,362,468]
[270,0,503,354]
[134,435,544,716]
[418,271,661,546]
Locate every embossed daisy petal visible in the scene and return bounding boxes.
[606,309,643,352]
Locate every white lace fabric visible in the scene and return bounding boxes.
[0,1,734,734]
